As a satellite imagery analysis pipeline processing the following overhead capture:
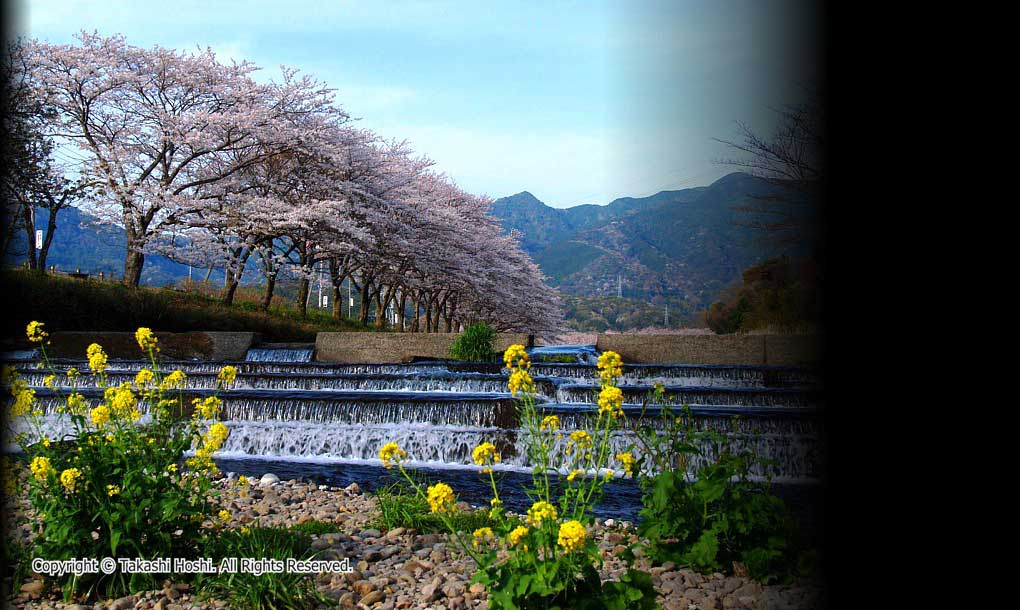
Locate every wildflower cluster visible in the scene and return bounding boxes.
[2,322,238,598]
[372,345,655,609]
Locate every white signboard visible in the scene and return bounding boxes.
[321,295,329,308]
[35,230,43,250]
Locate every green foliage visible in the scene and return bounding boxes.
[371,478,499,534]
[286,520,342,536]
[629,402,810,584]
[1,269,366,343]
[2,534,32,595]
[4,324,231,600]
[703,257,818,334]
[196,526,327,610]
[449,322,497,362]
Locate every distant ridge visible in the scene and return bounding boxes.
[489,172,806,310]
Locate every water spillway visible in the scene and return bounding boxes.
[4,352,825,480]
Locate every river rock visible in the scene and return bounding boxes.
[259,473,280,486]
[360,590,386,606]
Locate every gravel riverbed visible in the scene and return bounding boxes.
[4,475,824,610]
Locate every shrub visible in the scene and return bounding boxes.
[627,398,810,584]
[449,322,497,362]
[377,346,657,609]
[2,322,234,599]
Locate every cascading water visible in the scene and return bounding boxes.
[4,351,824,481]
[244,344,315,362]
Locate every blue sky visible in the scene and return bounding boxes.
[14,0,820,208]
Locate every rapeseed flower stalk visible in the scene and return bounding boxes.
[557,520,586,553]
[192,396,222,420]
[426,482,456,514]
[86,343,108,374]
[30,456,53,481]
[597,351,623,385]
[526,500,558,525]
[26,321,48,343]
[472,527,494,548]
[135,368,155,388]
[540,415,560,431]
[60,468,82,493]
[616,452,636,477]
[217,365,238,387]
[507,525,529,546]
[11,388,35,417]
[508,368,534,396]
[378,442,407,468]
[597,385,624,418]
[135,327,159,352]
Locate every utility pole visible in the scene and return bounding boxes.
[664,303,669,327]
[617,274,622,298]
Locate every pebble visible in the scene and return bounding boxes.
[3,477,821,610]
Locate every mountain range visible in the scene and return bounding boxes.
[489,172,805,313]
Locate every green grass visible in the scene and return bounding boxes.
[371,479,501,534]
[195,526,328,610]
[1,269,375,343]
[287,520,343,536]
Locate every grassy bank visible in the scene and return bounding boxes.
[1,269,371,345]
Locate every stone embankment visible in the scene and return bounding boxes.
[7,476,822,610]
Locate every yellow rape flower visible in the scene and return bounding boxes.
[378,442,407,469]
[86,343,108,374]
[540,415,560,431]
[508,368,534,397]
[557,520,586,553]
[66,392,86,415]
[472,527,493,547]
[26,321,48,343]
[135,327,158,352]
[106,485,120,496]
[217,365,238,386]
[508,525,529,546]
[568,430,593,449]
[597,385,624,418]
[43,374,56,389]
[472,442,500,466]
[616,452,636,477]
[526,501,557,525]
[597,351,623,384]
[192,396,222,420]
[11,388,35,417]
[135,368,155,388]
[160,370,187,390]
[503,344,530,370]
[426,482,456,514]
[66,367,80,379]
[567,469,585,482]
[30,456,53,481]
[60,468,82,493]
[218,510,231,522]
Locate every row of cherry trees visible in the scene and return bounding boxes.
[17,32,563,333]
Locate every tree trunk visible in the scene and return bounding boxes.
[297,276,310,318]
[222,249,251,307]
[37,206,60,271]
[411,291,421,332]
[261,274,277,311]
[21,205,37,270]
[359,279,371,326]
[124,248,145,288]
[396,292,407,331]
